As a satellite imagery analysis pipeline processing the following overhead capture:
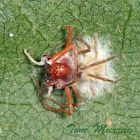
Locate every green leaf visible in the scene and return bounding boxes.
[0,0,139,139]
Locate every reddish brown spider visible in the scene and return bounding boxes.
[24,26,121,114]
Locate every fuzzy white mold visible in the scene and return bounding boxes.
[75,35,120,98]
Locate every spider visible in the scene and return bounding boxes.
[24,26,121,114]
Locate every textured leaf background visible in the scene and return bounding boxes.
[0,0,139,139]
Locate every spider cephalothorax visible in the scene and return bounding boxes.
[51,63,71,79]
[42,54,76,89]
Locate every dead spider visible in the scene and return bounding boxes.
[24,26,121,114]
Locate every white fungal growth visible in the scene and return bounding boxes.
[75,35,120,98]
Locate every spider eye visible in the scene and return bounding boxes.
[42,76,55,83]
[42,75,57,87]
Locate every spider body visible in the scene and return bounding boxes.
[42,53,76,89]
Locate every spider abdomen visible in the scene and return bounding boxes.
[51,63,71,79]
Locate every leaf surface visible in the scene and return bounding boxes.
[0,0,139,139]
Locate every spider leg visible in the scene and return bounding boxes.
[54,26,73,49]
[24,49,46,66]
[72,35,91,54]
[94,33,98,59]
[71,85,83,105]
[55,26,91,55]
[32,75,74,114]
[87,73,122,82]
[40,86,74,114]
[41,87,73,114]
[41,87,74,114]
[45,90,83,108]
[87,79,96,96]
[51,43,78,63]
[65,26,73,48]
[80,53,122,70]
[64,86,73,114]
[32,77,65,108]
[47,86,53,97]
[53,85,83,108]
[55,36,91,55]
[55,42,66,49]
